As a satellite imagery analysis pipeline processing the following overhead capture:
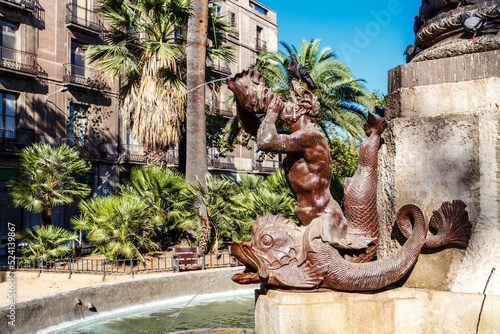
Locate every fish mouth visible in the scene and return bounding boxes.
[230,242,268,284]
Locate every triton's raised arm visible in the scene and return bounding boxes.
[229,68,291,138]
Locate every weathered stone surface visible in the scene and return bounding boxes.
[0,268,255,334]
[412,0,500,61]
[381,50,500,295]
[255,287,500,334]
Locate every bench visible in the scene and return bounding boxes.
[172,247,205,272]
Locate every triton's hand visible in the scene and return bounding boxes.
[267,95,284,118]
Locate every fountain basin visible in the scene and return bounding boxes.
[0,268,256,334]
[255,286,500,334]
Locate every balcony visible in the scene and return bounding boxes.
[252,159,281,173]
[119,144,146,163]
[0,130,39,154]
[207,60,231,76]
[0,0,36,12]
[65,3,104,34]
[63,64,108,89]
[208,156,235,170]
[256,38,267,52]
[58,138,113,160]
[165,149,179,166]
[0,46,38,77]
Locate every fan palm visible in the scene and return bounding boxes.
[72,195,163,260]
[255,39,374,141]
[120,165,191,242]
[88,0,234,149]
[8,143,91,228]
[234,169,296,225]
[183,174,242,254]
[17,225,78,260]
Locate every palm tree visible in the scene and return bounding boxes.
[185,0,209,184]
[17,225,78,260]
[120,165,192,243]
[8,143,91,228]
[184,174,241,254]
[234,169,297,226]
[255,39,374,141]
[72,195,163,260]
[88,0,234,151]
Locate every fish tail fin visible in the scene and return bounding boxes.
[364,112,388,137]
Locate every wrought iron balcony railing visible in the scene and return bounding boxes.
[208,156,235,170]
[0,129,39,153]
[252,159,281,173]
[207,60,231,75]
[63,63,108,88]
[0,46,38,76]
[119,144,146,163]
[256,38,267,51]
[58,138,114,160]
[165,149,179,166]
[0,0,36,10]
[65,3,103,33]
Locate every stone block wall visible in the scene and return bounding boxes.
[379,50,500,294]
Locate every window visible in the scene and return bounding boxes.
[69,103,87,146]
[71,41,87,78]
[211,4,221,14]
[253,3,267,15]
[174,29,182,44]
[126,126,140,152]
[228,11,237,28]
[0,20,18,61]
[0,92,16,139]
[256,26,266,50]
[211,93,220,111]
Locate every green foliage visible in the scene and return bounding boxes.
[120,165,191,243]
[328,138,360,204]
[183,174,242,250]
[255,39,374,142]
[17,225,77,260]
[182,170,296,249]
[234,169,297,227]
[8,143,91,227]
[329,138,359,179]
[72,195,163,260]
[370,89,385,108]
[89,0,235,149]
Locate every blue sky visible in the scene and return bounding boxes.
[268,0,420,93]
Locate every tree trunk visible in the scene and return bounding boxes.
[41,204,53,228]
[185,0,209,185]
[198,218,212,255]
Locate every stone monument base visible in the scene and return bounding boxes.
[255,287,500,334]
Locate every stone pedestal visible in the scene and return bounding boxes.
[379,50,500,295]
[255,287,500,334]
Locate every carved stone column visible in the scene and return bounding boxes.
[379,49,500,294]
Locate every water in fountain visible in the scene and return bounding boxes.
[41,290,254,334]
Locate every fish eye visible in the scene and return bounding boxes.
[262,234,273,247]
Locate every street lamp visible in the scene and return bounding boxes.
[44,86,69,104]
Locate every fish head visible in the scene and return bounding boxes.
[231,214,302,284]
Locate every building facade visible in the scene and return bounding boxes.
[0,0,278,248]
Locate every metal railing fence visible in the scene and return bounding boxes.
[65,3,103,32]
[0,46,38,75]
[0,251,241,278]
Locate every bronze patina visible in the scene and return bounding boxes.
[228,69,472,291]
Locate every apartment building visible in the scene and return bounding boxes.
[198,0,280,177]
[0,0,125,243]
[0,0,278,246]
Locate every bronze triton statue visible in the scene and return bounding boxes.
[228,69,472,291]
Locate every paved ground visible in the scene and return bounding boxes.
[0,271,161,307]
